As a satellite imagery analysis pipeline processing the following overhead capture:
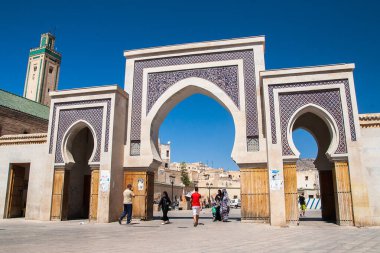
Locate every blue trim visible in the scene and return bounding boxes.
[310,198,316,209]
[315,199,320,209]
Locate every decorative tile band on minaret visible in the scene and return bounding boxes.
[23,33,61,106]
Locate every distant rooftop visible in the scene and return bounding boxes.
[0,89,49,120]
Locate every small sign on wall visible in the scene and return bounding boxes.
[137,178,144,191]
[270,169,283,190]
[100,170,110,192]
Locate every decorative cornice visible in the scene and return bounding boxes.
[359,113,380,128]
[0,133,47,146]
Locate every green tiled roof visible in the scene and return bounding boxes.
[0,89,49,120]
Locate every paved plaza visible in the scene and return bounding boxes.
[1,209,380,253]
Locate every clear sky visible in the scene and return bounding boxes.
[1,0,379,170]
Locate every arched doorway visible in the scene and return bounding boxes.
[124,78,243,220]
[51,122,99,221]
[65,126,94,219]
[155,93,237,216]
[284,110,353,225]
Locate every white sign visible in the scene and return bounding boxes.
[137,178,144,191]
[100,170,110,192]
[270,169,283,190]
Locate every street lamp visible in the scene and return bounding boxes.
[206,182,213,201]
[169,175,175,202]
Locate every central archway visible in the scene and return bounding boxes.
[143,77,245,167]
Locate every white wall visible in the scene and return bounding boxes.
[361,127,380,225]
[0,143,50,220]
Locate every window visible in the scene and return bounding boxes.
[49,66,54,74]
[165,163,168,168]
[23,130,29,134]
[305,184,308,188]
[309,195,314,199]
[34,66,37,71]
[166,150,169,157]
[305,176,309,181]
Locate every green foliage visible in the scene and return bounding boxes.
[180,162,191,186]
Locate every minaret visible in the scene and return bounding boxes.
[23,33,61,106]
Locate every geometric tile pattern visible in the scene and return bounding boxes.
[247,136,259,151]
[279,89,347,155]
[147,66,239,113]
[55,107,103,163]
[130,141,140,156]
[49,99,111,161]
[130,50,258,151]
[269,79,356,145]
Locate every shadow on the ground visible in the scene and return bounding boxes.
[299,217,336,224]
[152,216,241,221]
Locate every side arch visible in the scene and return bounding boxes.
[61,120,98,165]
[286,103,341,160]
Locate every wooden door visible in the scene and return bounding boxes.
[89,169,99,221]
[123,170,154,220]
[83,175,91,218]
[7,165,25,218]
[283,163,298,224]
[319,170,336,221]
[333,161,353,225]
[240,168,269,221]
[51,168,70,220]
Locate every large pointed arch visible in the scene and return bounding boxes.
[140,77,245,166]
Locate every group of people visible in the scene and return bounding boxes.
[118,184,231,226]
[185,187,231,227]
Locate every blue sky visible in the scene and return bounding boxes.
[0,0,379,170]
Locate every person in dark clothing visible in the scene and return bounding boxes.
[159,191,172,224]
[213,189,222,221]
[299,193,306,217]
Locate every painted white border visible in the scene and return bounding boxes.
[51,102,109,166]
[143,77,245,165]
[272,84,350,160]
[142,59,245,115]
[61,120,98,165]
[285,104,340,160]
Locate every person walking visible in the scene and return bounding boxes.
[220,188,230,222]
[118,184,135,225]
[191,187,202,227]
[159,191,171,224]
[299,193,306,217]
[213,189,222,221]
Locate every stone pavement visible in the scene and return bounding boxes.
[1,209,380,253]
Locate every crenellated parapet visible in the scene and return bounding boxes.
[0,133,47,146]
[359,113,380,128]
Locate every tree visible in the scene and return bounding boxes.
[180,162,191,186]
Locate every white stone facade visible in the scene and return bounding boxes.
[0,36,379,227]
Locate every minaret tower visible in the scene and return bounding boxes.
[23,33,61,106]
